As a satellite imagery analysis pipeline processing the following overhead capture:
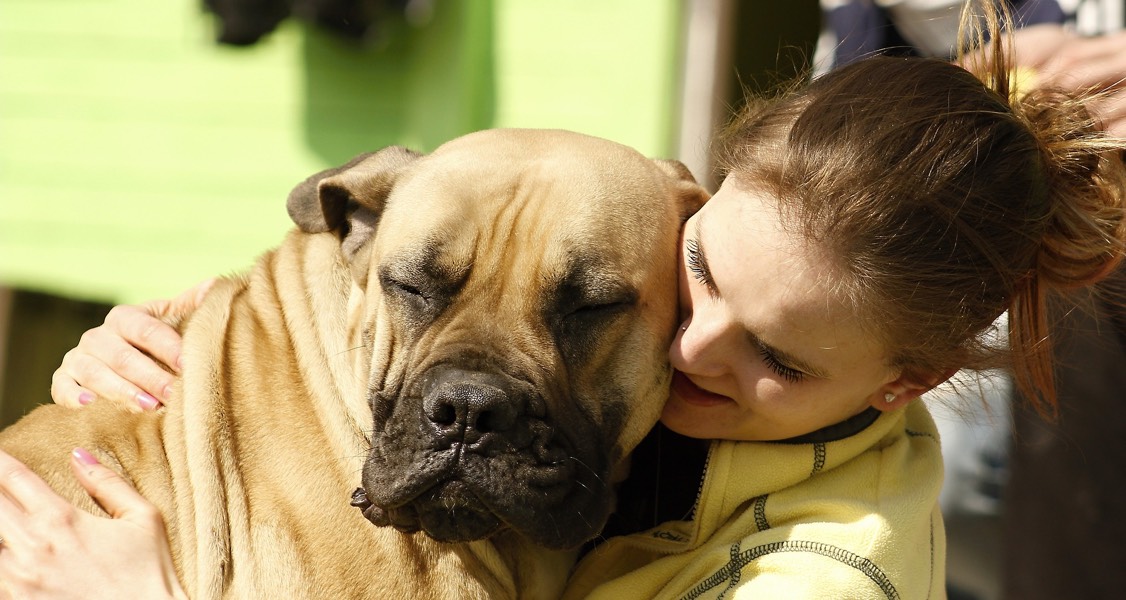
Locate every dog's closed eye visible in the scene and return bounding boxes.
[564,299,635,321]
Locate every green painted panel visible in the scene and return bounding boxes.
[492,0,681,154]
[0,0,681,305]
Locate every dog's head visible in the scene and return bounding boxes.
[287,129,707,549]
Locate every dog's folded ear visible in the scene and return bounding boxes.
[650,158,710,221]
[287,146,422,281]
[288,146,422,236]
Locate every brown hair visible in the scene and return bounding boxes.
[713,2,1126,419]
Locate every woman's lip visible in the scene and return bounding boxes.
[671,371,733,407]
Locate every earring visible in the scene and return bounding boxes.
[884,392,896,404]
[680,325,688,331]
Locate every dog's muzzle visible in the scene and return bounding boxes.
[355,362,612,549]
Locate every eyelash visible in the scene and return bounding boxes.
[685,238,715,289]
[755,343,806,383]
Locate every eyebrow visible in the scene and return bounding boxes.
[695,213,831,380]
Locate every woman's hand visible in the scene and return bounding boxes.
[1009,25,1126,136]
[0,449,187,600]
[50,279,215,411]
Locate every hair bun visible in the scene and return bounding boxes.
[1012,85,1126,289]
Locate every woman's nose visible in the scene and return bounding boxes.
[672,312,732,377]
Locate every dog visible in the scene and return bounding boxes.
[0,129,707,598]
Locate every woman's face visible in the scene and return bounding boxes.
[664,178,910,442]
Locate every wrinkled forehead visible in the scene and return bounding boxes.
[377,131,671,267]
[385,131,662,240]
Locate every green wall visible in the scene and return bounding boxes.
[0,0,683,304]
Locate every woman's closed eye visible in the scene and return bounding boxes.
[752,339,807,383]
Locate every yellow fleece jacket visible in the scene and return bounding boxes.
[563,402,946,599]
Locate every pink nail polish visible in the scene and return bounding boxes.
[78,392,95,406]
[72,447,99,466]
[136,392,160,410]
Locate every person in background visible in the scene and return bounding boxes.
[817,0,1126,134]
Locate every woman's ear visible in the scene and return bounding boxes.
[871,367,958,412]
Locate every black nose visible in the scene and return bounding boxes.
[421,368,531,453]
[425,381,517,435]
[418,362,535,452]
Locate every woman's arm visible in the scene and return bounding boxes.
[0,449,187,599]
[50,279,215,410]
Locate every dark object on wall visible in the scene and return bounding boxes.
[203,0,415,46]
[204,0,291,45]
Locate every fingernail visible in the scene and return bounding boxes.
[72,447,99,466]
[78,392,95,406]
[136,392,160,410]
[161,384,174,401]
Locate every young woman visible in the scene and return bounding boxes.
[4,4,1124,598]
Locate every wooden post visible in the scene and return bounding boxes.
[0,289,111,428]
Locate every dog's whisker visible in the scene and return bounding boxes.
[572,506,595,531]
[573,480,593,495]
[547,513,562,542]
[567,456,607,487]
[333,344,366,357]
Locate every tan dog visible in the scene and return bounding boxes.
[0,129,706,598]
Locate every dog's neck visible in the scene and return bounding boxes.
[239,230,374,465]
[481,532,578,599]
